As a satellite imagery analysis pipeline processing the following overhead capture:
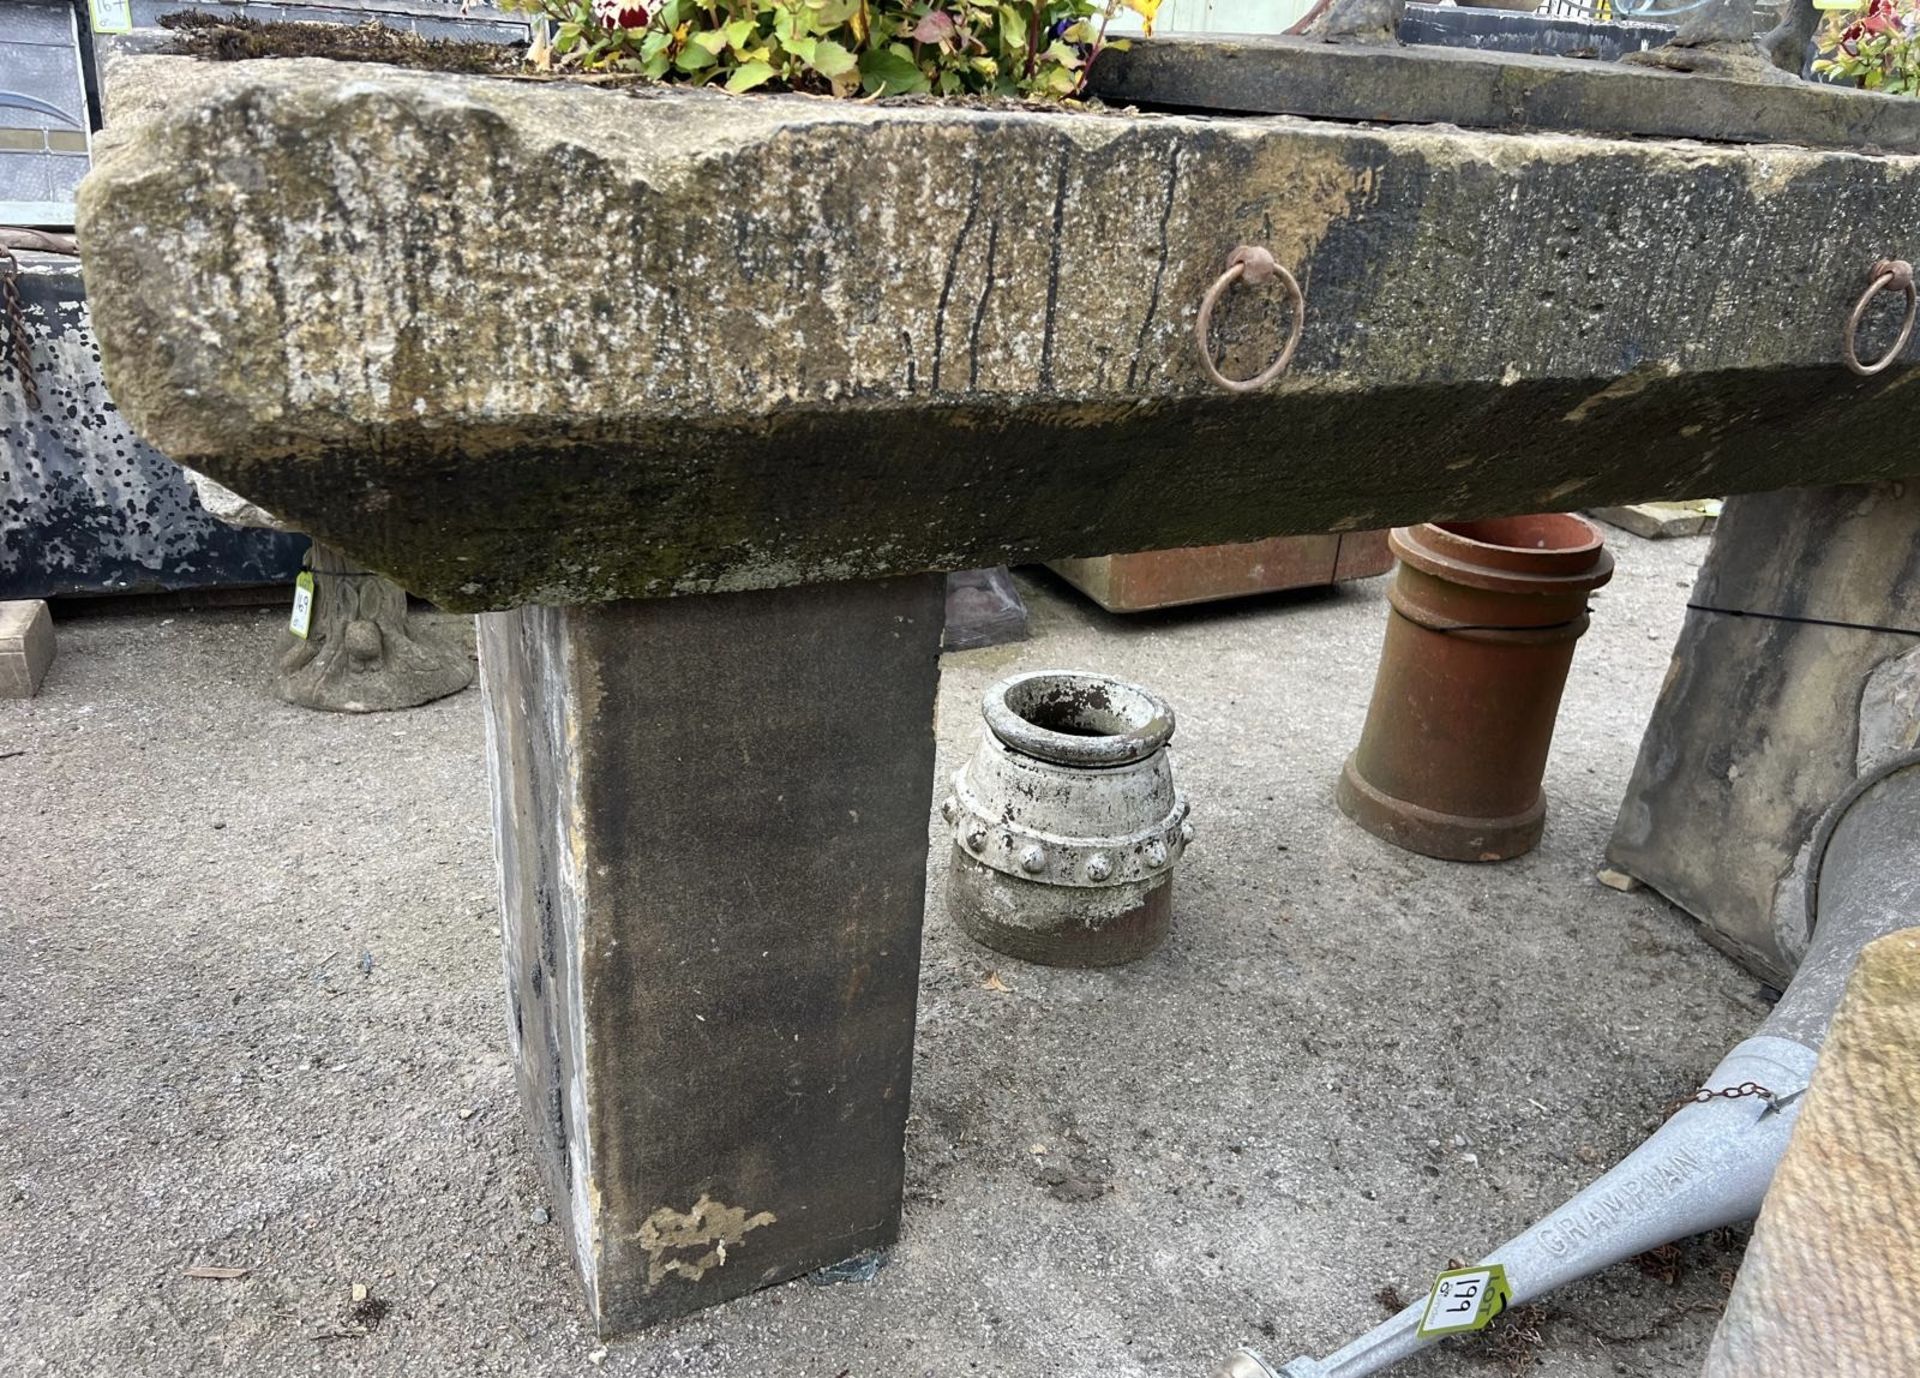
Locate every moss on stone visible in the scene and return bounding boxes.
[159,12,522,74]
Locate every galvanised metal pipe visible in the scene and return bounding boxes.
[1220,751,1920,1378]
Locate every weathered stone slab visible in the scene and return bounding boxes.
[77,57,1920,610]
[1702,927,1920,1377]
[1089,34,1920,153]
[480,575,944,1332]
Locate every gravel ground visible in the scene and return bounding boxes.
[0,531,1769,1378]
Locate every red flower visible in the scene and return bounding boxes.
[594,0,649,28]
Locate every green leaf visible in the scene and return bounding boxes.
[999,4,1027,49]
[809,37,859,75]
[690,28,731,53]
[858,44,931,94]
[783,32,819,62]
[675,41,720,69]
[724,17,757,45]
[725,59,778,89]
[1040,38,1081,67]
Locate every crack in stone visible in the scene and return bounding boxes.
[968,220,1000,393]
[930,155,983,395]
[1037,144,1072,395]
[1128,140,1182,394]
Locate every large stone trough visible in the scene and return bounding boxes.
[80,56,1920,611]
[73,47,1920,1336]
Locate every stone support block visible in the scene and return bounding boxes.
[478,575,944,1333]
[1048,531,1392,613]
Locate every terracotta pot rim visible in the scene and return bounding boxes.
[984,670,1174,768]
[1392,514,1614,594]
[1427,513,1605,559]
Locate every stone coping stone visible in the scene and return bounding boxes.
[1397,4,1674,62]
[1088,34,1920,154]
[75,57,1920,610]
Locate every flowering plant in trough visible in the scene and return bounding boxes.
[1814,0,1920,94]
[503,0,1160,97]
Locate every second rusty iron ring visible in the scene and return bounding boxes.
[1195,245,1306,393]
[1842,257,1915,377]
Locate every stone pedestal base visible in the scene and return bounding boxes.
[478,576,944,1334]
[1606,483,1920,983]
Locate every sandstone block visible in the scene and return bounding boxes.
[0,600,54,698]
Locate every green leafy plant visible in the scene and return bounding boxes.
[502,0,1159,99]
[1814,0,1920,94]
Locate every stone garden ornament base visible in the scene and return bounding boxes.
[277,542,474,714]
[185,470,472,714]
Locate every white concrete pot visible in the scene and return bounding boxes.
[943,671,1192,966]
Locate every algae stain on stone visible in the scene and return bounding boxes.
[636,1195,777,1287]
[1241,142,1376,270]
[1562,359,1681,424]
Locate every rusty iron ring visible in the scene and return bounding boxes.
[1843,257,1916,377]
[1195,245,1305,394]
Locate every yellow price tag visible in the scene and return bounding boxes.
[1415,1263,1513,1340]
[88,0,134,33]
[289,571,316,639]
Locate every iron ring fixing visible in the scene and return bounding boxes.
[1195,245,1305,394]
[1842,257,1915,377]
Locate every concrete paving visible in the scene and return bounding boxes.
[0,531,1767,1378]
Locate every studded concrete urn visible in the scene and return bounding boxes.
[945,671,1192,966]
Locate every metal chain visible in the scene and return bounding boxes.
[1,248,37,413]
[1665,1080,1774,1118]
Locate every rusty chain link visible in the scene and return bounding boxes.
[1664,1080,1774,1119]
[1,247,37,413]
[1843,257,1916,378]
